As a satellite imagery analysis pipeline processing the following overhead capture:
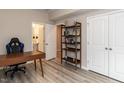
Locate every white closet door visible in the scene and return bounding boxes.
[87,15,109,76]
[109,12,124,81]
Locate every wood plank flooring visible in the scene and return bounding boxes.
[0,60,120,83]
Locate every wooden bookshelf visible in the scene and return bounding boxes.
[61,22,81,69]
[62,42,80,44]
[62,47,80,52]
[63,57,80,64]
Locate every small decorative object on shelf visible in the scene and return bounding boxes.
[77,30,80,35]
[64,30,69,36]
[70,38,74,43]
[61,22,81,69]
[72,30,75,35]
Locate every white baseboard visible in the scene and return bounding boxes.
[81,66,89,71]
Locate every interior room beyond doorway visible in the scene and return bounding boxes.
[32,23,45,52]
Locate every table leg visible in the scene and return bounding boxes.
[39,58,44,77]
[34,59,36,71]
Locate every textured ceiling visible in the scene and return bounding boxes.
[47,9,99,21]
[36,9,114,21]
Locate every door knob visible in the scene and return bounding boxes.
[109,48,112,50]
[105,47,108,50]
[45,43,48,45]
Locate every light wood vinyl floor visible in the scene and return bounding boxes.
[0,61,120,83]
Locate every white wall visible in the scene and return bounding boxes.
[55,9,117,68]
[0,9,51,54]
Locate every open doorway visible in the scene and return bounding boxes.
[32,23,45,52]
[32,23,56,60]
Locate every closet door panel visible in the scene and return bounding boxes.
[109,12,124,81]
[87,15,109,76]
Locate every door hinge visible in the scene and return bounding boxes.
[87,22,90,25]
[87,41,90,45]
[87,60,90,64]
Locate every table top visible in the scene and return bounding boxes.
[0,51,45,59]
[0,51,46,67]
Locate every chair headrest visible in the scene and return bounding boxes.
[10,38,20,44]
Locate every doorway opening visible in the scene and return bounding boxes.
[32,23,56,61]
[32,23,45,52]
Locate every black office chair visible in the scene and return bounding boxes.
[5,38,26,78]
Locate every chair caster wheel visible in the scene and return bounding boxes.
[23,67,26,69]
[10,75,14,80]
[5,72,7,76]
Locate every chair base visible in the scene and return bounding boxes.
[5,66,26,79]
